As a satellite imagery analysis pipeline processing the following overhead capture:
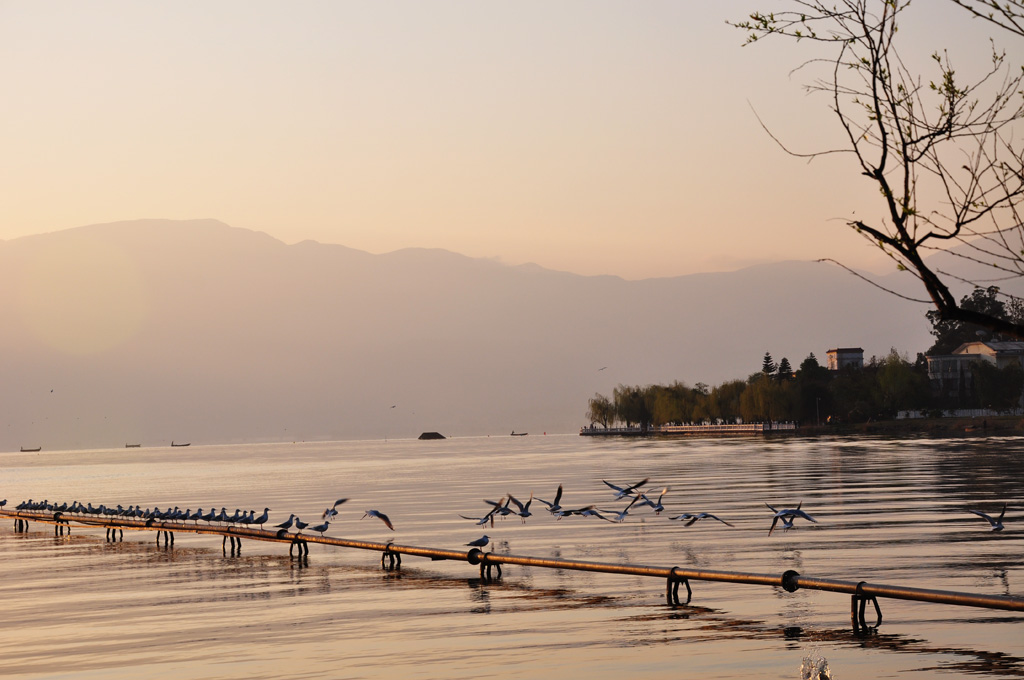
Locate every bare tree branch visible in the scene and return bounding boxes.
[732,0,1024,339]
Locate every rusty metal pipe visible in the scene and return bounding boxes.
[3,508,1023,614]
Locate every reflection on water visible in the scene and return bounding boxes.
[0,434,1022,679]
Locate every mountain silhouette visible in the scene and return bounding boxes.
[0,218,934,450]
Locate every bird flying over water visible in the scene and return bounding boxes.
[363,509,394,530]
[507,492,533,523]
[637,488,668,514]
[484,497,514,519]
[606,496,640,523]
[967,504,1006,531]
[766,502,817,535]
[537,484,564,514]
[459,504,500,527]
[322,498,348,519]
[669,512,734,528]
[603,478,649,500]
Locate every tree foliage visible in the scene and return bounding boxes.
[947,0,1024,37]
[926,285,1024,353]
[732,0,1024,339]
[589,350,938,427]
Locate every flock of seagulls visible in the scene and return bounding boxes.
[459,478,759,533]
[3,482,1009,554]
[7,498,397,540]
[455,477,1011,544]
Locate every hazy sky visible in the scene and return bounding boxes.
[0,1,1008,279]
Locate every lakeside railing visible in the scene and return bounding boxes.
[580,422,797,436]
[3,506,1022,630]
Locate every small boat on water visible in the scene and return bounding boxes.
[171,441,191,447]
[20,446,41,452]
[511,431,528,436]
[125,443,141,448]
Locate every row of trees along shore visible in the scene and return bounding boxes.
[587,286,1024,427]
[587,348,1024,429]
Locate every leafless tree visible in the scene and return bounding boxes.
[948,0,1024,37]
[732,0,1024,338]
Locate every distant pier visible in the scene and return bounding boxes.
[580,423,797,437]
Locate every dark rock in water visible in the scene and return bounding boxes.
[418,431,446,440]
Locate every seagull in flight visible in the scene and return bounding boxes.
[579,507,614,522]
[537,484,564,514]
[766,502,817,535]
[459,504,500,527]
[484,497,514,519]
[553,505,599,520]
[322,498,348,520]
[363,509,395,531]
[603,477,649,500]
[669,512,734,527]
[507,492,533,523]
[606,496,640,523]
[637,488,668,514]
[466,535,490,548]
[967,504,1006,531]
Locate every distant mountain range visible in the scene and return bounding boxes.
[0,218,938,450]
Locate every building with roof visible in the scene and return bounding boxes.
[826,347,864,371]
[926,341,1024,401]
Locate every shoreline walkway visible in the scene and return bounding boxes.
[580,423,798,436]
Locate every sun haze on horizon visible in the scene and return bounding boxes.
[0,1,1004,279]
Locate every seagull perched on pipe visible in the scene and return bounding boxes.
[274,514,295,531]
[309,521,330,537]
[465,535,490,548]
[766,502,817,535]
[967,504,1006,531]
[362,509,395,530]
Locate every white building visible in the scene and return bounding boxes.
[926,341,1024,398]
[826,347,864,371]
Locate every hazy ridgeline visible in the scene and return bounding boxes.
[0,218,945,450]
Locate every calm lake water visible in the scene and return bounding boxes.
[1,434,1021,679]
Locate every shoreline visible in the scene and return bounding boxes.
[797,415,1024,438]
[582,415,1024,440]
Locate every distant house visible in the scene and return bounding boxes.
[826,347,864,371]
[926,341,1024,399]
